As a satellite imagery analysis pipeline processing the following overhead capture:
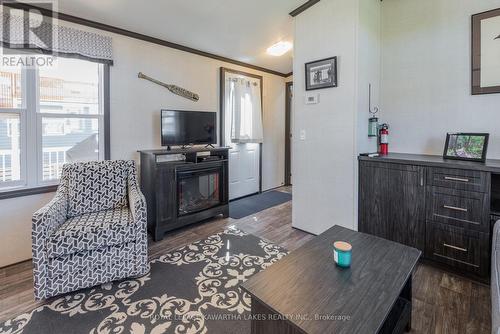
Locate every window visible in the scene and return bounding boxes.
[0,65,23,187]
[0,113,21,184]
[0,57,108,193]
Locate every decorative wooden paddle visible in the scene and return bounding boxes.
[138,72,199,102]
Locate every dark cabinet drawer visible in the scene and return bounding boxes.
[427,187,489,232]
[427,167,489,192]
[425,222,489,278]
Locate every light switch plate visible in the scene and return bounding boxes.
[305,93,319,104]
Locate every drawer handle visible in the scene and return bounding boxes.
[443,205,468,212]
[444,176,470,183]
[443,243,468,252]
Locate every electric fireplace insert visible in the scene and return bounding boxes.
[177,166,222,216]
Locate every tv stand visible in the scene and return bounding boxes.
[138,146,230,241]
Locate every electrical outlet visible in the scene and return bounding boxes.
[300,130,306,140]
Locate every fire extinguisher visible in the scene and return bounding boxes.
[379,124,389,155]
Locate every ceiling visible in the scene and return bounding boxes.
[56,0,302,75]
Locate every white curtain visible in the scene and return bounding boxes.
[225,75,263,144]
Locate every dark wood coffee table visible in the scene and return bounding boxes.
[240,225,421,334]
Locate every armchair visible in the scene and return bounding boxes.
[32,160,149,300]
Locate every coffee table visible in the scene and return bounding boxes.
[240,225,421,334]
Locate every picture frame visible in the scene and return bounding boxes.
[443,133,489,162]
[305,56,337,91]
[471,8,500,95]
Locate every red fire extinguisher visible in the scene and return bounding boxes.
[379,124,389,155]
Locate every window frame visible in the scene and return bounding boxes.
[0,58,110,199]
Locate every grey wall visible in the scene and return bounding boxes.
[355,0,382,228]
[292,0,360,235]
[109,34,287,184]
[358,0,382,155]
[381,0,500,158]
[292,0,382,235]
[291,0,499,237]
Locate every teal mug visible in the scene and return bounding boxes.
[333,241,352,268]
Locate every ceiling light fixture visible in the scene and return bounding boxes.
[266,41,293,56]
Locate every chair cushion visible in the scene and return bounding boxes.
[48,242,137,278]
[47,208,136,258]
[64,161,130,217]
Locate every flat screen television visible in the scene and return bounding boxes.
[161,110,217,147]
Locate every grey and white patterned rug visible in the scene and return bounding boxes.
[0,227,288,334]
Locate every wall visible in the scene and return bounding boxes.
[0,193,55,266]
[291,0,498,236]
[108,34,286,191]
[357,0,381,155]
[292,0,381,235]
[292,0,359,235]
[0,20,286,267]
[355,0,381,229]
[381,0,500,158]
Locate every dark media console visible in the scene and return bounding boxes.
[138,147,229,241]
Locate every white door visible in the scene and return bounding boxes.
[228,143,260,200]
[223,72,262,200]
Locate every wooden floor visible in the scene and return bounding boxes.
[0,187,492,333]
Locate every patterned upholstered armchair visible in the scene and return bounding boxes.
[32,160,149,300]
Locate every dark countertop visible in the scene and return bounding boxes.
[359,153,500,173]
[240,225,421,334]
[138,146,230,155]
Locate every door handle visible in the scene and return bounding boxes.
[443,205,468,212]
[443,243,468,252]
[444,176,470,183]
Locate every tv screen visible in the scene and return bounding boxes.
[161,110,217,146]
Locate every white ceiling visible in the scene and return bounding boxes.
[56,0,302,74]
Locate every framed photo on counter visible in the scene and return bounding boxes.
[443,133,489,162]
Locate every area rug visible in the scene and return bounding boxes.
[0,227,288,334]
[229,191,292,219]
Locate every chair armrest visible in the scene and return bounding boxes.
[128,184,147,225]
[32,192,68,240]
[127,162,147,226]
[128,169,150,275]
[31,190,68,300]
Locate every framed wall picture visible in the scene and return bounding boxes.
[472,8,500,94]
[443,133,489,162]
[305,56,337,91]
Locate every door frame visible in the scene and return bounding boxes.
[285,81,293,186]
[219,67,263,194]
